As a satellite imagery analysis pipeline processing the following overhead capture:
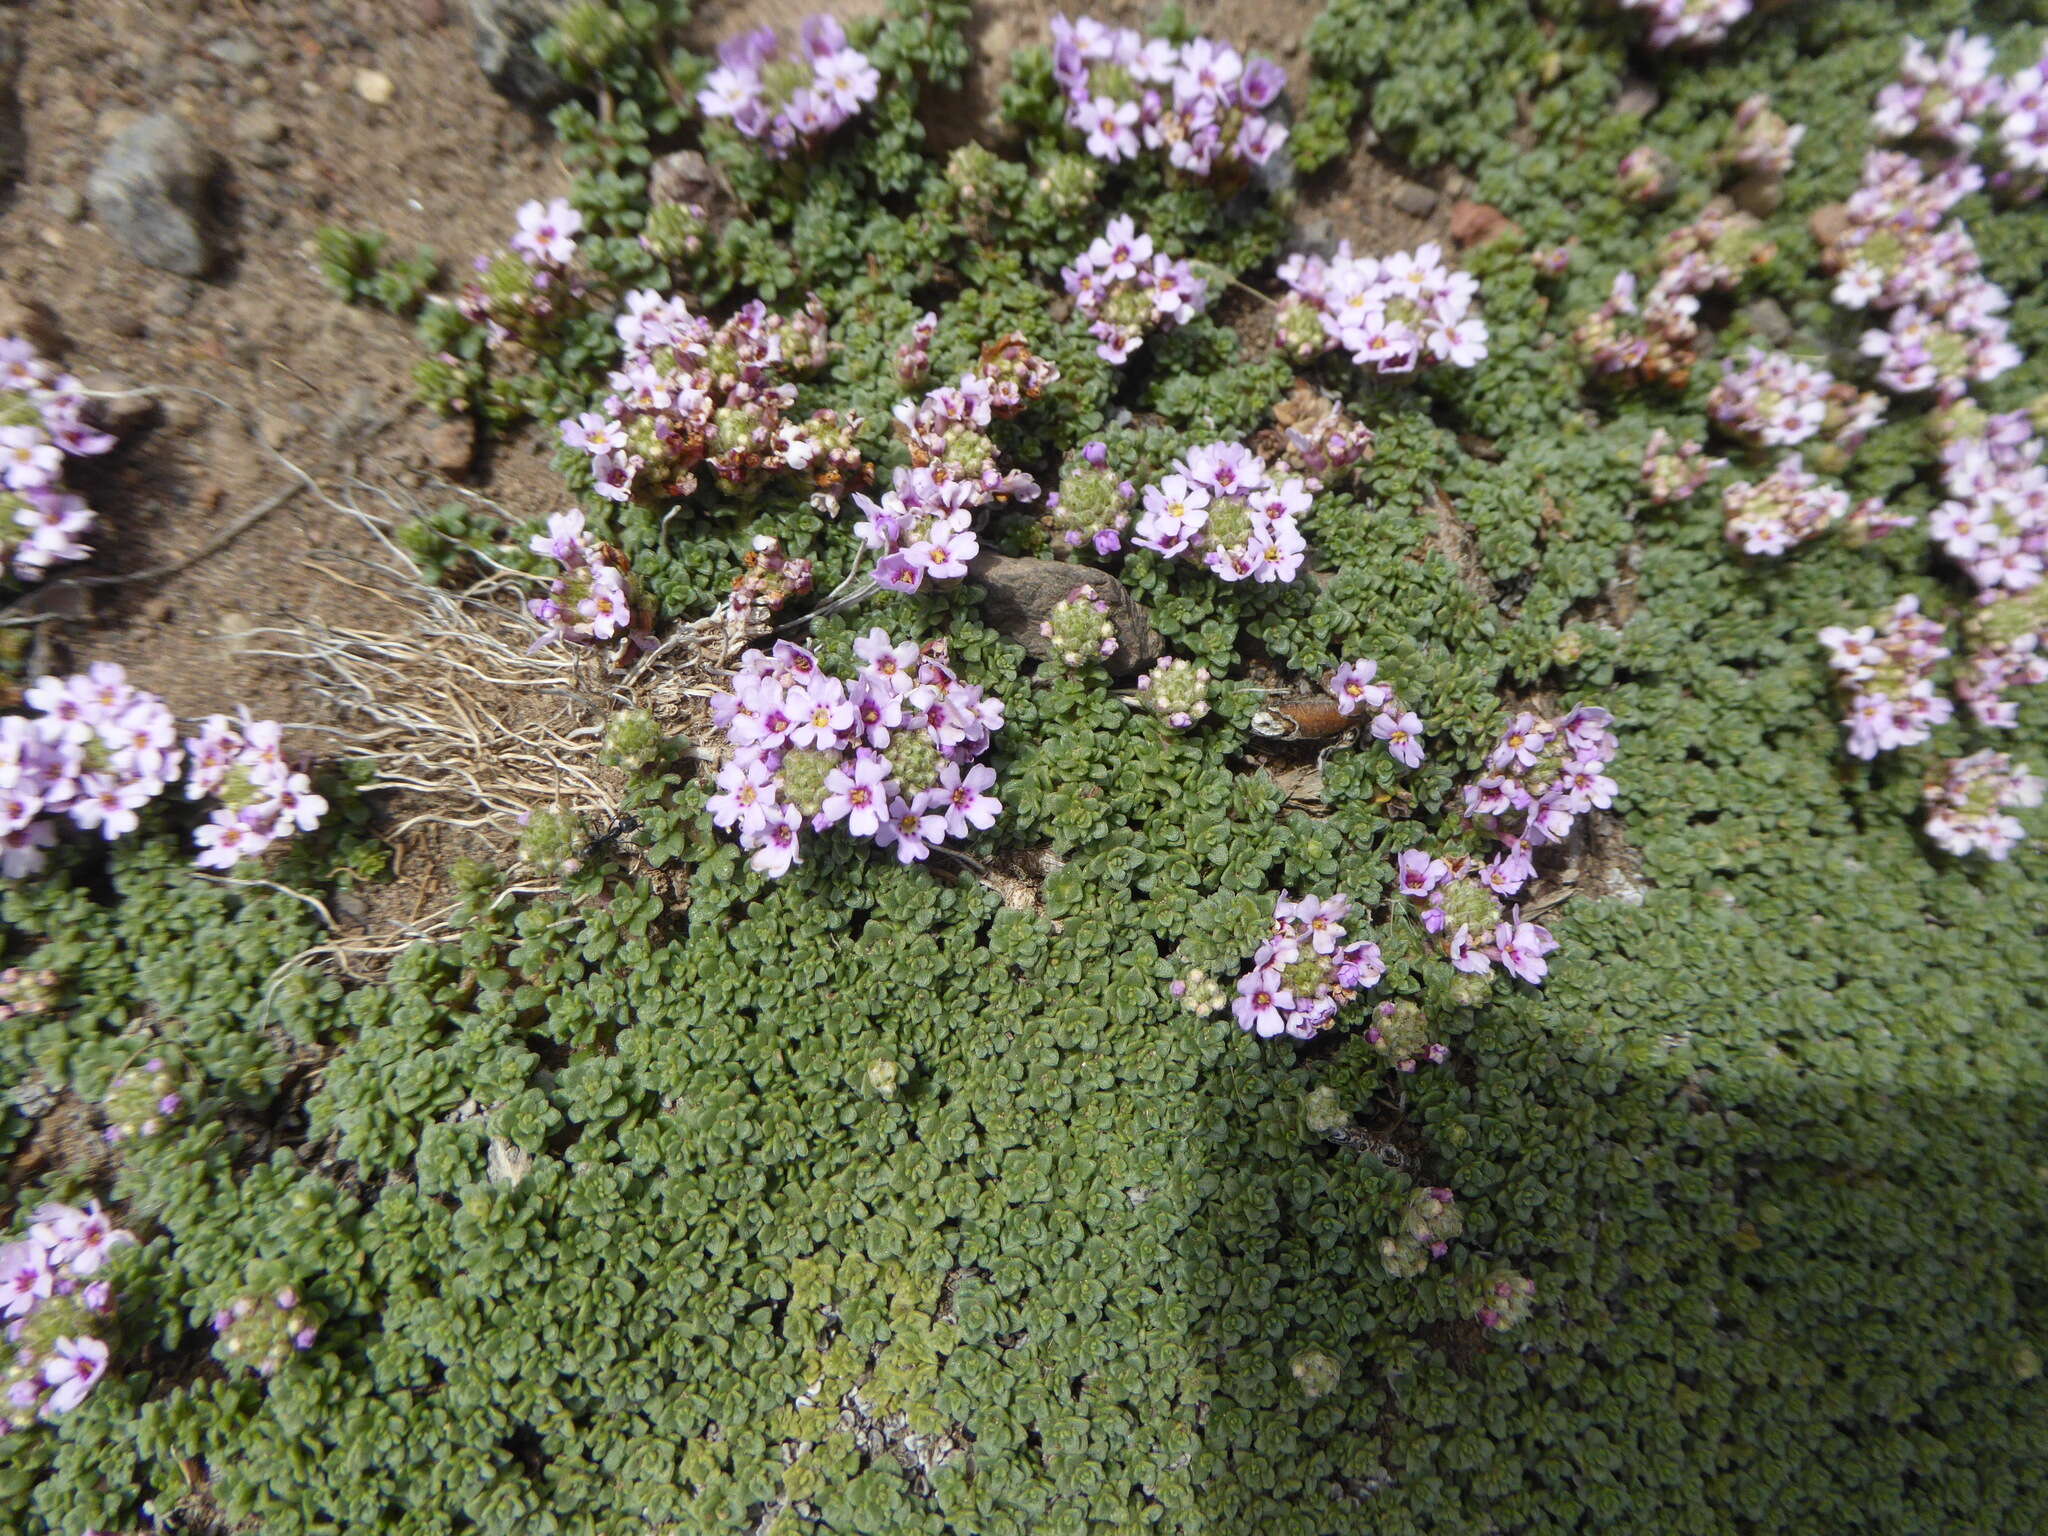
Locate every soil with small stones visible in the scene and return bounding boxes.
[0,0,1462,896]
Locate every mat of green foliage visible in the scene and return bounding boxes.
[6,2,2048,1533]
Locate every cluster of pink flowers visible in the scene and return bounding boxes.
[183,710,330,870]
[1707,346,1836,448]
[564,289,852,507]
[892,333,1056,460]
[1727,94,1805,179]
[1048,16,1288,179]
[852,466,983,595]
[2,665,179,876]
[852,350,1056,595]
[1873,32,2002,148]
[2,1202,130,1434]
[526,508,646,653]
[1231,893,1384,1040]
[894,311,938,388]
[1958,619,2048,729]
[1061,215,1208,365]
[1816,153,2017,401]
[1721,456,1856,556]
[707,633,1004,876]
[1870,30,2048,188]
[0,336,116,583]
[1616,0,1752,50]
[1273,242,1488,374]
[726,534,815,627]
[1327,658,1426,769]
[212,1285,319,1378]
[696,15,878,158]
[456,198,592,349]
[1135,656,1211,729]
[1464,705,1618,855]
[0,665,326,878]
[1820,595,1954,758]
[101,1053,186,1144]
[1641,429,1725,505]
[1393,849,1560,986]
[1931,409,2048,597]
[1923,749,2043,859]
[1133,442,1311,584]
[1576,209,1775,389]
[1276,405,1374,489]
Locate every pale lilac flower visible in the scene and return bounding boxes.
[1372,709,1426,769]
[39,1336,108,1416]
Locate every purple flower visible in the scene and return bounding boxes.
[922,762,1001,839]
[1329,659,1388,716]
[1232,968,1294,1037]
[1371,709,1426,768]
[0,1241,51,1319]
[1396,849,1447,897]
[822,754,892,839]
[748,804,803,877]
[1494,917,1558,985]
[39,1336,108,1416]
[875,796,944,864]
[1447,926,1492,975]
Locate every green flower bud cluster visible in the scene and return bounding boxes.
[1381,1187,1463,1278]
[602,709,667,772]
[101,1050,188,1145]
[213,1286,320,1379]
[1171,968,1228,1017]
[1041,585,1119,668]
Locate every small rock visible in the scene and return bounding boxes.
[1808,203,1850,249]
[1448,199,1519,250]
[1730,172,1783,219]
[88,114,218,277]
[1615,78,1660,118]
[418,0,449,26]
[648,147,736,226]
[205,35,264,72]
[967,553,1161,679]
[46,185,85,222]
[423,417,474,476]
[233,104,286,145]
[468,0,570,109]
[354,69,394,105]
[1389,182,1438,218]
[1740,299,1794,346]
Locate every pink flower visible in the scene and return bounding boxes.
[1329,659,1389,716]
[39,1336,108,1416]
[1448,926,1492,974]
[0,1240,51,1319]
[1396,848,1447,896]
[747,804,803,877]
[1372,709,1426,768]
[875,796,945,864]
[1494,917,1559,985]
[922,762,1001,839]
[1233,967,1294,1037]
[821,754,892,839]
